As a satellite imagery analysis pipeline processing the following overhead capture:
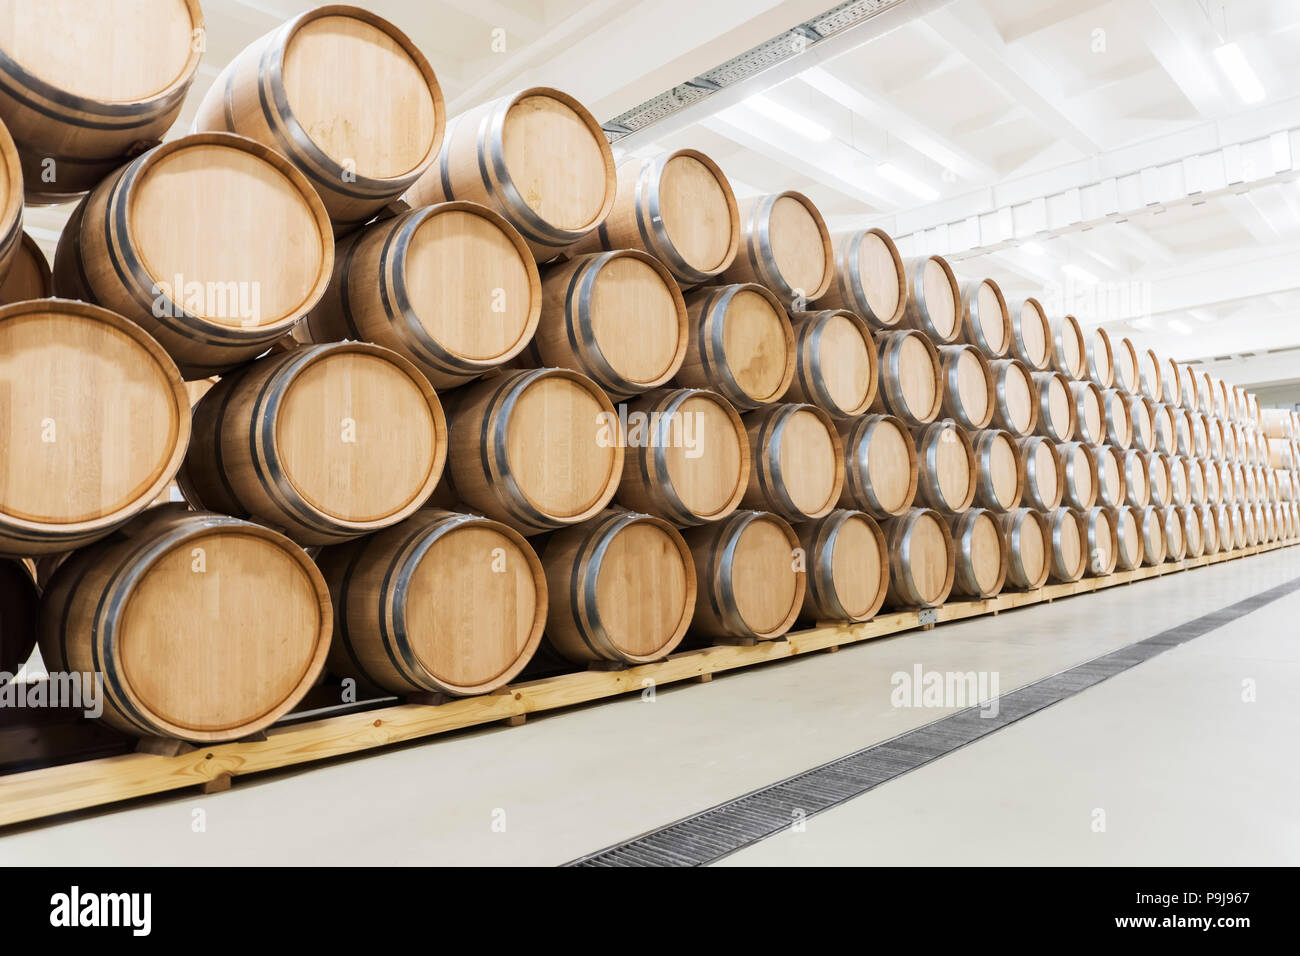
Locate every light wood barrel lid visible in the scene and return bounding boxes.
[1060,442,1096,509]
[128,133,334,330]
[1138,505,1166,563]
[1104,388,1133,448]
[1087,328,1114,388]
[658,151,739,276]
[876,329,941,425]
[992,358,1038,436]
[681,283,795,409]
[591,517,693,659]
[0,299,188,537]
[1071,381,1105,445]
[1035,371,1076,442]
[1001,508,1049,589]
[789,309,878,418]
[402,202,540,366]
[656,389,749,523]
[915,421,975,513]
[973,429,1023,512]
[1010,297,1050,369]
[827,512,887,619]
[1096,444,1125,508]
[1123,449,1150,507]
[904,255,961,343]
[1081,507,1116,575]
[1018,436,1062,510]
[744,403,844,520]
[732,515,800,635]
[0,233,51,305]
[1052,315,1086,379]
[825,228,906,328]
[951,509,1007,597]
[1129,394,1156,451]
[1163,506,1185,559]
[1179,505,1204,557]
[961,277,1010,357]
[0,0,200,102]
[1111,506,1143,569]
[885,508,954,607]
[1164,358,1184,406]
[939,344,993,430]
[1114,337,1140,394]
[1047,507,1085,582]
[1138,347,1162,402]
[766,193,832,301]
[840,414,919,517]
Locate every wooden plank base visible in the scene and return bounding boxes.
[0,540,1294,829]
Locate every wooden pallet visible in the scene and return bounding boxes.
[0,540,1293,829]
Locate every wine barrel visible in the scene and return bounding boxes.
[1177,410,1198,458]
[1102,388,1134,448]
[300,201,540,390]
[0,0,203,204]
[1207,417,1225,460]
[1152,402,1177,455]
[196,5,445,231]
[719,191,833,304]
[678,283,794,411]
[683,511,804,641]
[540,510,695,665]
[565,149,739,286]
[787,309,878,418]
[446,368,622,536]
[179,342,446,546]
[1045,508,1086,583]
[971,429,1024,513]
[1163,356,1183,406]
[320,509,547,690]
[881,508,954,608]
[1071,380,1107,446]
[1113,337,1140,395]
[1127,394,1156,453]
[616,388,749,527]
[1168,456,1191,506]
[1018,436,1064,511]
[1199,504,1221,555]
[1094,444,1127,509]
[1197,370,1215,415]
[531,250,687,398]
[797,510,889,624]
[1058,441,1098,510]
[959,277,1012,358]
[1190,459,1211,506]
[1050,314,1087,380]
[1086,328,1115,389]
[938,344,994,430]
[1268,437,1296,470]
[1144,452,1171,508]
[0,558,38,675]
[1034,370,1077,442]
[742,403,845,521]
[0,300,189,557]
[816,228,907,331]
[1136,505,1166,565]
[1122,449,1151,508]
[1108,505,1144,570]
[1138,347,1162,403]
[839,414,919,518]
[913,421,977,514]
[53,132,334,379]
[901,254,962,344]
[988,358,1039,437]
[1079,506,1117,576]
[1178,363,1199,411]
[1163,506,1186,561]
[0,232,50,306]
[948,508,1008,599]
[1262,407,1296,439]
[1006,296,1051,371]
[1177,505,1204,559]
[38,507,330,742]
[999,508,1050,589]
[872,329,943,426]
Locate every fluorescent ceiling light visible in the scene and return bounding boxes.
[1167,319,1193,335]
[1062,263,1099,284]
[744,95,831,141]
[1021,241,1045,256]
[877,162,939,201]
[1213,43,1265,104]
[1130,317,1154,331]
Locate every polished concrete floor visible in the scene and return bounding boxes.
[2,547,1297,866]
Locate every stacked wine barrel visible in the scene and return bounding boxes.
[0,3,1295,749]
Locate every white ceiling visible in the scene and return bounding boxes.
[21,0,1300,393]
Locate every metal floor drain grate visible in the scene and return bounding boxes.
[566,575,1300,867]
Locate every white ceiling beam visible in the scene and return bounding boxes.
[1134,0,1231,118]
[799,66,997,183]
[435,0,542,39]
[917,3,1104,155]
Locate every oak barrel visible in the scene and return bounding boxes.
[0,299,189,557]
[787,308,879,418]
[816,228,907,330]
[1017,436,1064,511]
[300,201,540,389]
[0,558,38,676]
[1138,347,1162,403]
[838,414,919,518]
[53,132,334,379]
[742,403,845,522]
[179,342,446,546]
[1122,450,1151,508]
[565,149,739,286]
[1007,296,1052,371]
[999,508,1050,590]
[901,254,962,344]
[971,429,1024,513]
[320,509,546,691]
[0,0,204,204]
[678,283,794,410]
[541,510,694,666]
[871,329,943,426]
[1094,444,1127,509]
[948,508,1008,599]
[1050,314,1087,380]
[1058,441,1098,510]
[683,511,804,641]
[0,231,50,306]
[1168,455,1191,507]
[796,510,890,624]
[881,508,955,608]
[1102,388,1134,448]
[195,4,445,231]
[1144,451,1171,508]
[912,420,977,514]
[1109,505,1144,570]
[1113,337,1140,395]
[38,507,331,742]
[719,191,833,304]
[1086,328,1115,389]
[959,277,1012,358]
[1177,505,1204,559]
[1152,402,1176,455]
[1079,506,1117,576]
[1071,380,1107,446]
[1127,394,1156,453]
[616,388,749,527]
[1136,505,1166,565]
[1045,507,1087,583]
[1034,370,1077,443]
[988,358,1039,437]
[446,368,623,536]
[1163,506,1186,561]
[938,343,994,430]
[533,250,686,398]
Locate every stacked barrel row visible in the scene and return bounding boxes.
[0,4,1294,749]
